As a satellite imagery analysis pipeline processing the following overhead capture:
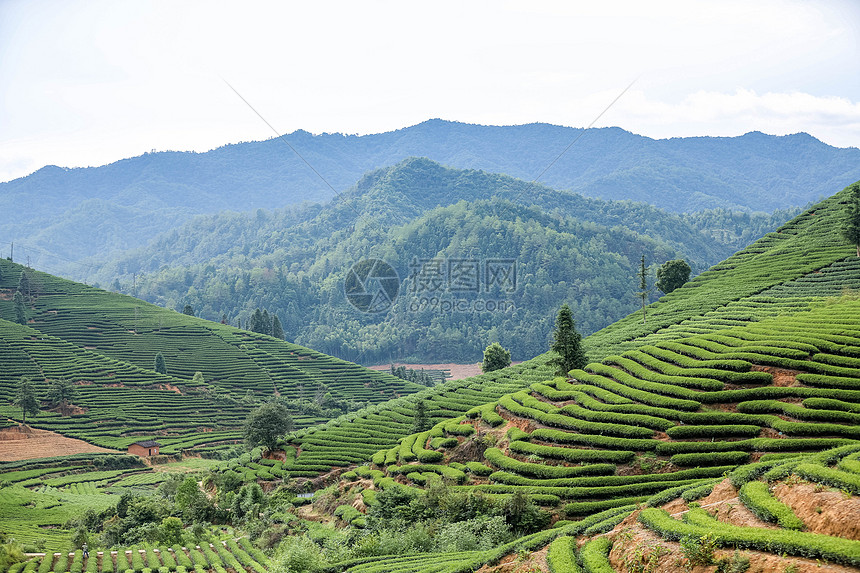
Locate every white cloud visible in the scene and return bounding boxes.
[604,89,860,147]
[0,0,859,181]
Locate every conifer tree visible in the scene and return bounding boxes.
[637,255,650,323]
[550,303,586,376]
[13,291,26,325]
[261,310,272,335]
[17,270,30,302]
[154,352,167,375]
[271,315,284,339]
[411,399,431,434]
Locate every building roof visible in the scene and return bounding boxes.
[130,440,162,448]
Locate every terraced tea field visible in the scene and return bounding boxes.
[6,538,274,573]
[0,259,420,451]
[292,299,860,572]
[233,184,860,478]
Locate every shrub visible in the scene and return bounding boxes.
[739,480,805,530]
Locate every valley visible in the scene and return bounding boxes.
[2,137,860,573]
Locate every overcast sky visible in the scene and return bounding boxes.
[1,0,859,183]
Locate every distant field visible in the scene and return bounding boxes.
[0,426,116,461]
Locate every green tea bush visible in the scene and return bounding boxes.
[739,480,805,530]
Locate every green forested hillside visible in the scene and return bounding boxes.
[3,182,859,573]
[89,158,798,363]
[0,259,420,451]
[4,120,859,277]
[239,181,859,479]
[204,182,860,573]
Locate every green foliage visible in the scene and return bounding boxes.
[680,533,717,566]
[482,342,511,373]
[410,400,431,435]
[550,304,587,376]
[656,259,692,294]
[580,536,614,573]
[739,481,805,530]
[842,183,860,256]
[153,352,167,375]
[547,535,580,573]
[13,376,39,424]
[46,378,76,412]
[13,291,26,325]
[243,400,294,451]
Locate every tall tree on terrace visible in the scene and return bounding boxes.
[550,303,586,377]
[637,255,650,323]
[154,352,167,375]
[46,378,76,415]
[243,400,293,451]
[14,377,39,425]
[842,183,860,257]
[271,315,284,340]
[482,342,511,373]
[12,291,26,325]
[655,259,692,294]
[411,399,431,434]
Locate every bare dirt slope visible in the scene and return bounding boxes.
[0,425,117,461]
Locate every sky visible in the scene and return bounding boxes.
[1,0,859,183]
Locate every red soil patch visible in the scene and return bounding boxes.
[0,426,117,461]
[605,500,858,573]
[751,365,800,387]
[775,481,860,539]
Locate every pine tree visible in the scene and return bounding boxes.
[637,255,650,323]
[842,183,860,257]
[13,291,26,325]
[411,399,431,434]
[154,352,167,375]
[261,310,272,336]
[17,270,30,302]
[14,377,39,425]
[271,315,284,339]
[249,309,263,334]
[550,303,586,376]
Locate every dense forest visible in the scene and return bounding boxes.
[90,159,799,363]
[2,121,855,277]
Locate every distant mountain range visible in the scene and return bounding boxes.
[4,120,859,276]
[89,158,801,363]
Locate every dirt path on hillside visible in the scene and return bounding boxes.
[0,425,117,461]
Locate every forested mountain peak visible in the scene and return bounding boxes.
[5,121,859,276]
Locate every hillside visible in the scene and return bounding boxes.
[1,182,859,572]
[226,287,860,573]
[87,158,798,363]
[216,181,859,484]
[0,259,420,453]
[4,120,859,275]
